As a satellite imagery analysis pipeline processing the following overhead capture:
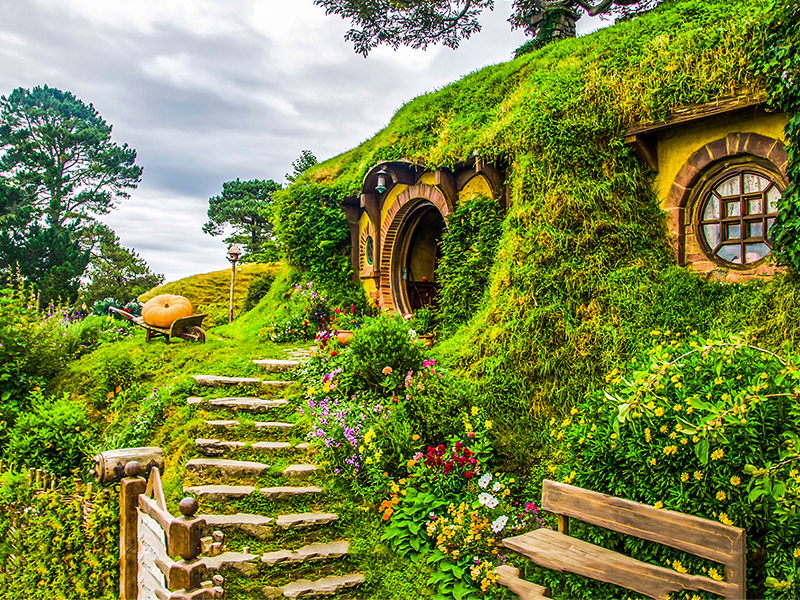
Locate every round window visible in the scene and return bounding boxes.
[365,236,374,266]
[697,168,783,268]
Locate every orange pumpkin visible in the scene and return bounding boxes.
[142,294,193,328]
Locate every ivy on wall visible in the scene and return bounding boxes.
[764,0,800,270]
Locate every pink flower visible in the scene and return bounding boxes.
[382,366,393,375]
[403,314,412,320]
[467,432,475,438]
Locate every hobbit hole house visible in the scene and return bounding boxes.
[345,158,505,313]
[343,94,790,313]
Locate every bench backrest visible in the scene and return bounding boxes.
[541,480,746,595]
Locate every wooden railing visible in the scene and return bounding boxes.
[119,461,224,600]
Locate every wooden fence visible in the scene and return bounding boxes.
[119,461,224,600]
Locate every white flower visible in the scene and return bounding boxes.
[491,515,509,533]
[478,473,492,489]
[479,493,499,509]
[492,481,503,492]
[408,329,418,340]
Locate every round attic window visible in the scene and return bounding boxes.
[365,236,374,266]
[697,167,783,268]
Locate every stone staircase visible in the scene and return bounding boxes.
[181,353,365,598]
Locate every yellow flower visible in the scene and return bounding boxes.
[672,560,687,574]
[660,425,669,434]
[716,491,726,501]
[471,406,479,416]
[663,445,678,456]
[793,548,800,559]
[655,407,665,417]
[399,478,407,485]
[307,387,317,395]
[645,428,652,443]
[673,404,682,412]
[730,476,741,486]
[406,459,416,468]
[412,434,420,441]
[718,513,733,526]
[322,383,331,393]
[680,472,689,482]
[653,501,664,510]
[390,483,400,494]
[694,471,703,481]
[571,407,578,415]
[649,458,657,466]
[610,433,618,440]
[711,448,724,461]
[708,567,724,581]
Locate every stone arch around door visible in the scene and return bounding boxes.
[378,184,451,313]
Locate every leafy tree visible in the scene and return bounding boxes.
[314,0,661,55]
[0,85,142,228]
[80,224,164,305]
[0,85,142,302]
[0,181,88,304]
[202,178,281,260]
[286,150,318,182]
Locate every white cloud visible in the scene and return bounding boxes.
[0,0,608,282]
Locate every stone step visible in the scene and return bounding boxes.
[195,438,293,456]
[253,359,300,373]
[200,513,275,538]
[260,486,323,501]
[206,420,295,432]
[261,380,295,390]
[196,397,289,414]
[185,485,323,502]
[282,464,318,480]
[275,512,338,530]
[193,375,261,387]
[184,484,256,502]
[261,541,348,567]
[186,458,270,479]
[264,573,365,599]
[202,551,259,575]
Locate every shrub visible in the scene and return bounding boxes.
[552,330,800,599]
[105,387,173,450]
[436,195,504,334]
[241,273,275,313]
[348,314,424,391]
[5,389,89,474]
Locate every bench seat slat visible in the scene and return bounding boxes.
[501,528,735,600]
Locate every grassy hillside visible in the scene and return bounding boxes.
[139,262,278,327]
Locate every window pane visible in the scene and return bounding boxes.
[743,173,768,194]
[748,221,763,238]
[767,186,781,213]
[726,200,741,217]
[703,223,720,249]
[717,244,742,264]
[767,217,775,238]
[703,195,720,220]
[748,198,762,215]
[715,176,740,197]
[726,223,741,240]
[744,242,770,263]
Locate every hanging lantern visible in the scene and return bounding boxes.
[375,166,388,194]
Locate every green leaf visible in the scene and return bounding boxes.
[695,438,709,465]
[748,487,768,502]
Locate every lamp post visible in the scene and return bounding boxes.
[226,244,242,324]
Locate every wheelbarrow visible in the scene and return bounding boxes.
[109,307,208,343]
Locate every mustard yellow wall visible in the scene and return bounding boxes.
[358,212,370,239]
[380,184,408,229]
[458,174,493,203]
[655,110,787,206]
[418,172,436,186]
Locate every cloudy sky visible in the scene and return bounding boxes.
[0,0,604,282]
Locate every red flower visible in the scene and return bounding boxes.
[464,471,474,479]
[330,350,337,356]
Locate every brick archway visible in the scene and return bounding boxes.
[377,184,451,312]
[665,133,788,265]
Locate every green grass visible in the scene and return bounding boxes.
[139,262,278,327]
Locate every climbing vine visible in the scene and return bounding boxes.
[763,0,800,271]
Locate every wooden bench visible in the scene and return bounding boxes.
[500,480,746,600]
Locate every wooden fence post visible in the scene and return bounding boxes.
[120,461,146,600]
